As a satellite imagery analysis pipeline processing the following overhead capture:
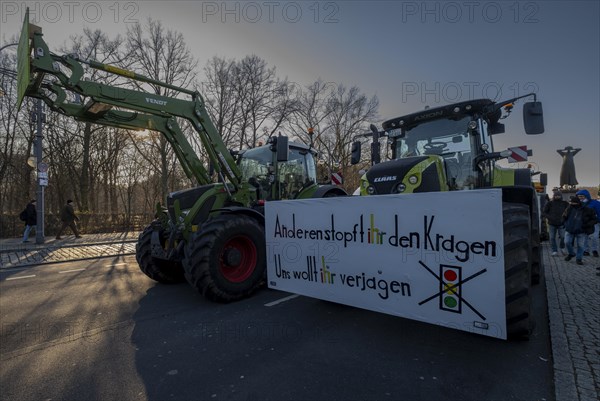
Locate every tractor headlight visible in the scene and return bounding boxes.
[408,175,418,185]
[468,121,477,130]
[481,143,489,151]
[367,185,376,195]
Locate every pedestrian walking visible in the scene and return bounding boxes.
[543,191,569,256]
[575,189,600,257]
[21,199,37,243]
[562,196,596,265]
[56,199,82,239]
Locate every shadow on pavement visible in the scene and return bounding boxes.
[130,278,555,401]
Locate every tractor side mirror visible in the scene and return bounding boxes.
[370,124,381,165]
[351,141,361,165]
[276,135,289,162]
[540,173,548,186]
[523,102,544,135]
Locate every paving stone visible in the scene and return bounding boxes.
[554,370,578,401]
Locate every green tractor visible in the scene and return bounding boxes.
[139,136,346,302]
[351,96,545,339]
[16,10,345,302]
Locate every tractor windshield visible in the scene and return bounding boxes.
[239,145,318,199]
[392,116,471,157]
[390,116,477,189]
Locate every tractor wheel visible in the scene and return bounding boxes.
[530,204,543,285]
[530,230,543,285]
[183,214,266,303]
[136,225,185,284]
[503,203,533,340]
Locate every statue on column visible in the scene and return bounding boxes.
[557,146,581,190]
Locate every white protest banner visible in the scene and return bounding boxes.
[265,189,507,339]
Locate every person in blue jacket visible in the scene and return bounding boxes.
[563,196,597,265]
[576,189,600,257]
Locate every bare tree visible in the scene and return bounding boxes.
[266,78,300,138]
[312,84,379,189]
[116,141,148,221]
[234,55,290,148]
[124,18,199,199]
[59,29,126,211]
[287,79,336,145]
[202,56,241,147]
[0,45,38,213]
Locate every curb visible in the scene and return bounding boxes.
[0,241,138,270]
[0,239,138,254]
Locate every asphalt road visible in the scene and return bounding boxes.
[0,256,554,401]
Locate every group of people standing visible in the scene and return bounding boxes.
[21,199,81,242]
[543,189,600,269]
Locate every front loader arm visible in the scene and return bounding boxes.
[20,20,241,189]
[38,83,211,184]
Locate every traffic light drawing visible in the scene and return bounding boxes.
[440,264,462,313]
[418,260,487,320]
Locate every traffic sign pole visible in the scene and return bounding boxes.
[35,98,45,244]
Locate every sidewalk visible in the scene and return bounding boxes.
[0,233,598,400]
[0,231,140,269]
[544,244,600,401]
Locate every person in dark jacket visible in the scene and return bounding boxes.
[543,191,569,256]
[562,196,596,265]
[56,199,81,239]
[576,189,600,257]
[21,200,37,243]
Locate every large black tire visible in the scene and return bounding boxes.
[530,231,543,285]
[136,225,185,284]
[183,214,266,303]
[530,204,543,285]
[503,203,533,340]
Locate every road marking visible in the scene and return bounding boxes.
[59,268,86,274]
[0,267,32,273]
[264,294,300,307]
[6,275,36,280]
[108,263,128,267]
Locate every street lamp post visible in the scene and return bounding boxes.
[34,98,45,243]
[1,42,45,243]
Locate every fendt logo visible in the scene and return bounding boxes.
[145,97,167,106]
[373,176,397,183]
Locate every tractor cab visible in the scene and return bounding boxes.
[354,96,543,195]
[388,114,477,191]
[238,139,318,201]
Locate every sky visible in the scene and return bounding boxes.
[1,0,599,191]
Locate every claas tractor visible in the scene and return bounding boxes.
[16,10,345,303]
[351,96,545,339]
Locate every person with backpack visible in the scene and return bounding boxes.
[20,200,37,243]
[543,190,569,256]
[562,196,597,265]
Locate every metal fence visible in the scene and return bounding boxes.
[0,213,155,238]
